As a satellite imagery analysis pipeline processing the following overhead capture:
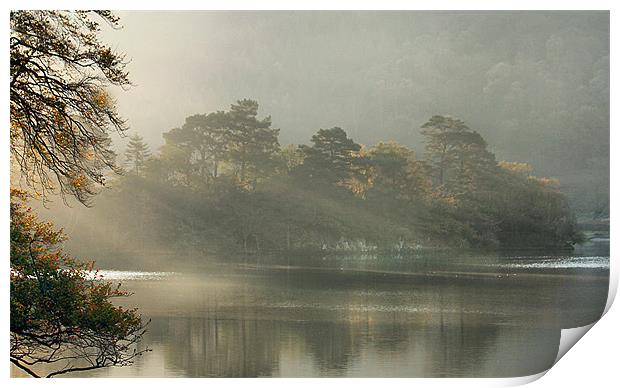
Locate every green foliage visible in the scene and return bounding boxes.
[159,99,279,190]
[10,11,148,378]
[366,141,431,202]
[124,133,151,176]
[297,127,363,186]
[279,144,306,174]
[491,167,583,248]
[421,115,497,196]
[227,99,280,186]
[63,105,580,255]
[10,190,148,377]
[162,112,228,186]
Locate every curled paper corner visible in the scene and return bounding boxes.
[502,324,599,387]
[604,258,618,315]
[554,323,596,364]
[519,258,615,385]
[498,371,548,387]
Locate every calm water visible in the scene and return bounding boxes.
[14,241,610,378]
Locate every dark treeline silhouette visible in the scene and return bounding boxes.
[73,99,580,256]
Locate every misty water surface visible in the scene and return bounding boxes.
[14,240,605,378]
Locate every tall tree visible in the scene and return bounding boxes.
[421,115,496,196]
[298,127,363,185]
[124,133,151,176]
[10,11,130,205]
[446,130,497,197]
[202,111,230,179]
[163,111,229,187]
[226,99,280,186]
[421,115,469,187]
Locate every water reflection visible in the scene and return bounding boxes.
[93,261,606,377]
[13,249,609,378]
[103,310,560,377]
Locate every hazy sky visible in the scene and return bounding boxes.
[100,11,609,208]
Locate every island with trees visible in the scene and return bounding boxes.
[84,100,581,260]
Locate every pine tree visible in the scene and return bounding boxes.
[162,111,229,186]
[226,99,280,186]
[124,133,151,176]
[299,127,362,185]
[421,115,469,187]
[421,115,496,195]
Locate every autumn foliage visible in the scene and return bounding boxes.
[10,190,148,377]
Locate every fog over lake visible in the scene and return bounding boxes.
[10,10,610,379]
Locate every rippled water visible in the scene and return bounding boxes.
[13,242,610,378]
[95,270,176,280]
[502,256,609,269]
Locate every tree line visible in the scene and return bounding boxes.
[99,99,581,256]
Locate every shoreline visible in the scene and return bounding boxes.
[232,262,609,282]
[96,261,610,283]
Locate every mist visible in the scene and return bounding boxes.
[101,11,609,214]
[10,10,611,379]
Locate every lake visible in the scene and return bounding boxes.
[13,240,610,378]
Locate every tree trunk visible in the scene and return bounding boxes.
[438,143,448,185]
[240,145,247,183]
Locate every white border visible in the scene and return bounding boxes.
[2,1,616,387]
[0,0,616,11]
